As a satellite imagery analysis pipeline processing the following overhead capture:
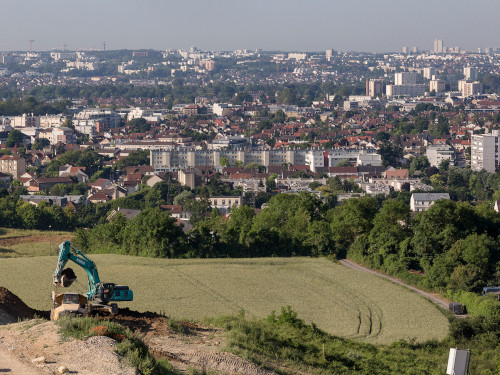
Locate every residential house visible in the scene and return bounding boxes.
[208,196,242,213]
[88,178,112,191]
[146,174,163,187]
[25,177,73,193]
[88,192,110,204]
[0,155,26,179]
[410,193,450,212]
[107,208,141,221]
[59,165,89,183]
[385,169,409,179]
[19,195,69,207]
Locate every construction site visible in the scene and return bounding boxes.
[0,285,277,375]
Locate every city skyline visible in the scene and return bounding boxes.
[0,0,499,53]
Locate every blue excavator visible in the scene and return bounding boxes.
[53,241,133,314]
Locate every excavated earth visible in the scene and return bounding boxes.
[0,287,276,375]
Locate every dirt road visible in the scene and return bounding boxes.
[0,346,41,375]
[339,259,450,311]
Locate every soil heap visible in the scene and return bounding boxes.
[0,287,48,324]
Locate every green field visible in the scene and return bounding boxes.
[0,228,74,257]
[0,253,449,344]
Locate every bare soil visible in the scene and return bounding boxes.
[0,287,276,375]
[0,235,72,248]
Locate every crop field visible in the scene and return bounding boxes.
[0,249,449,344]
[0,228,74,257]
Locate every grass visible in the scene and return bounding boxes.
[0,227,74,257]
[208,307,500,375]
[0,254,449,344]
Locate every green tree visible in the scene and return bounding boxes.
[408,155,430,177]
[6,129,25,147]
[32,138,50,150]
[379,141,403,167]
[127,118,151,133]
[329,197,378,255]
[368,199,411,261]
[220,157,230,167]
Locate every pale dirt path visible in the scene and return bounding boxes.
[339,259,451,311]
[0,346,41,375]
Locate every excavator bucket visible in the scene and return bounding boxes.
[54,268,77,287]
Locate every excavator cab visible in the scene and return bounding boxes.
[92,283,133,303]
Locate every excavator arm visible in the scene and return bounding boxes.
[53,241,100,290]
[53,241,133,304]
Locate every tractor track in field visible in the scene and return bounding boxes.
[307,263,383,341]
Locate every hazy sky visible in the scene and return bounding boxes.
[1,0,499,52]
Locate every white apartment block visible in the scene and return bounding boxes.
[426,145,455,167]
[209,196,241,213]
[430,79,446,93]
[366,79,384,97]
[458,80,483,97]
[386,84,426,98]
[50,52,76,61]
[433,39,444,53]
[288,53,307,61]
[463,67,478,81]
[328,149,379,166]
[12,114,40,128]
[423,67,436,80]
[471,130,499,172]
[394,72,417,86]
[74,109,121,131]
[39,114,66,128]
[357,153,382,166]
[52,127,77,145]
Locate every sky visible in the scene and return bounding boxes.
[1,0,499,53]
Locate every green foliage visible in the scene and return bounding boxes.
[45,149,104,178]
[6,129,25,147]
[32,138,50,150]
[379,141,403,167]
[128,118,151,133]
[0,197,74,231]
[408,155,430,177]
[114,150,150,172]
[449,291,500,317]
[210,307,498,374]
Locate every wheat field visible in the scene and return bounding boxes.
[0,251,449,344]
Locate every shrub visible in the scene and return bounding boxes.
[449,291,500,317]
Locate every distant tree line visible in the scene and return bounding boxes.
[72,192,500,299]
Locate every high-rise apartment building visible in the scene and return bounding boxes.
[423,67,436,80]
[471,130,499,172]
[325,49,334,61]
[394,72,417,86]
[434,39,444,53]
[463,67,478,81]
[386,72,424,98]
[430,79,446,93]
[458,80,483,96]
[366,78,384,97]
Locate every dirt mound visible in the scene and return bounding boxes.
[96,308,170,338]
[0,287,49,323]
